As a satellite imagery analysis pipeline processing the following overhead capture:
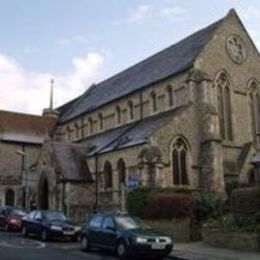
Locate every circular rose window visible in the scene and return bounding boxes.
[226,34,247,64]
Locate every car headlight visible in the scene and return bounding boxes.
[50,225,63,231]
[136,237,147,244]
[74,226,81,232]
[163,237,172,244]
[10,219,18,224]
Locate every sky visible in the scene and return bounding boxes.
[0,0,260,115]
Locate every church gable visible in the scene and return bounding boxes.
[194,9,260,88]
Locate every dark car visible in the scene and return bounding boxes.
[0,206,26,231]
[21,210,81,241]
[80,212,173,259]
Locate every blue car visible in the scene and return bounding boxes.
[21,210,80,241]
[80,212,173,259]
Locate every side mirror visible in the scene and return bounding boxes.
[106,226,115,232]
[35,217,42,222]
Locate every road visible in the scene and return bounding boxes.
[0,231,174,260]
[0,230,117,260]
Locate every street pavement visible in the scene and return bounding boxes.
[0,230,118,260]
[0,230,174,260]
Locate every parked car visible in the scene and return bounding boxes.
[0,206,26,231]
[21,210,81,241]
[80,212,173,259]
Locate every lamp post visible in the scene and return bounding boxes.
[16,149,28,210]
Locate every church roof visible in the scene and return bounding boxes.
[52,142,93,182]
[0,110,57,144]
[81,105,188,156]
[59,16,223,123]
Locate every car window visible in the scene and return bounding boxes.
[102,216,115,230]
[115,216,150,230]
[89,215,103,228]
[10,209,26,216]
[28,211,37,220]
[43,211,67,221]
[34,211,42,220]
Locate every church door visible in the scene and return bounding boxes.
[5,189,15,206]
[38,177,49,210]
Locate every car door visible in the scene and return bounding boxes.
[0,208,6,227]
[100,216,117,249]
[25,211,37,234]
[88,215,104,246]
[33,211,43,236]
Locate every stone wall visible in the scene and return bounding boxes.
[0,141,41,207]
[203,228,260,252]
[145,218,192,242]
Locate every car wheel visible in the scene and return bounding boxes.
[22,226,28,237]
[71,235,78,242]
[116,241,128,259]
[80,236,90,252]
[41,230,48,241]
[4,224,9,232]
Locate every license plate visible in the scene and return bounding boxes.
[151,243,165,250]
[63,231,75,235]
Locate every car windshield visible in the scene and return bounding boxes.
[115,216,150,230]
[44,212,67,222]
[10,209,26,216]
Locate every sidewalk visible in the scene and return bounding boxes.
[169,242,260,260]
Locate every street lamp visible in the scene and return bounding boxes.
[16,149,28,210]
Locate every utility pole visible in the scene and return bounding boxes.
[16,148,27,210]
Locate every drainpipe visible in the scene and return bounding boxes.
[94,153,99,212]
[62,180,66,214]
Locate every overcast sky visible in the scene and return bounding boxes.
[0,0,260,115]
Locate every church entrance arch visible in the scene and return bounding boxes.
[5,188,15,206]
[38,174,49,210]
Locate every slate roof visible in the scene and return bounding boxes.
[59,17,223,123]
[0,110,57,144]
[81,105,187,156]
[52,142,93,182]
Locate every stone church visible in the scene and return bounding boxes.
[1,9,259,222]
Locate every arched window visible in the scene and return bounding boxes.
[66,126,72,141]
[248,169,256,185]
[224,86,233,141]
[5,188,15,206]
[117,159,126,188]
[215,72,233,141]
[75,122,80,139]
[150,91,157,113]
[166,85,174,107]
[172,138,189,185]
[217,85,225,139]
[98,113,103,130]
[128,101,134,121]
[104,161,113,189]
[82,118,88,138]
[88,117,93,134]
[116,106,121,124]
[248,80,260,143]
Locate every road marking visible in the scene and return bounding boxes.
[0,238,46,249]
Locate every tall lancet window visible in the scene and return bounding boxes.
[172,138,189,185]
[128,101,134,121]
[98,113,103,131]
[150,91,157,113]
[215,72,233,141]
[88,117,93,135]
[166,85,174,107]
[248,80,260,143]
[116,106,121,125]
